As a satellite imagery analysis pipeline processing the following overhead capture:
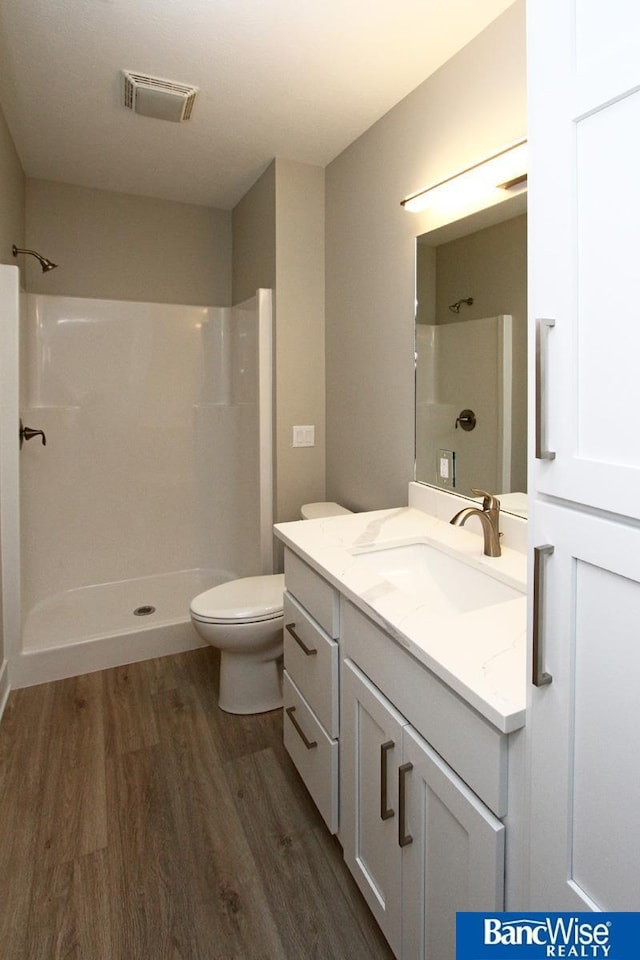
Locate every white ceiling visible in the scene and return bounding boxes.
[0,0,515,210]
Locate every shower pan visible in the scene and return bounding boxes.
[9,287,273,686]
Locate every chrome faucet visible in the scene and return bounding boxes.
[449,489,502,557]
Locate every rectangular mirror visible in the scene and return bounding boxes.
[414,194,527,517]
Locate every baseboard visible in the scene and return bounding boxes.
[10,621,207,689]
[0,658,10,724]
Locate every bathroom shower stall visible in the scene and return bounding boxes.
[2,270,273,686]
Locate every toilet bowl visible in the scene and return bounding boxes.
[189,502,352,714]
[190,574,285,714]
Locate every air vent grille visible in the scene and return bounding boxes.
[122,71,198,122]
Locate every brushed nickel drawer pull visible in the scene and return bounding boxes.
[535,317,556,460]
[285,622,318,656]
[380,740,395,821]
[398,762,414,847]
[533,544,554,687]
[285,706,318,750]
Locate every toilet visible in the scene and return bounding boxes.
[189,502,352,714]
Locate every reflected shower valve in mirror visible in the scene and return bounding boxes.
[455,408,477,431]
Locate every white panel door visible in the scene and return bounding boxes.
[341,659,405,957]
[529,0,640,518]
[528,502,640,909]
[401,725,504,960]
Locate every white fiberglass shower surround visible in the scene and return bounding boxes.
[2,266,273,687]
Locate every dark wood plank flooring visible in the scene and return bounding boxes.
[0,648,394,960]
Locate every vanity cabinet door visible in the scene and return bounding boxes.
[528,0,640,913]
[529,0,640,520]
[528,503,640,910]
[341,659,406,957]
[401,725,504,960]
[343,658,505,960]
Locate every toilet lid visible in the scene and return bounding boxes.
[300,501,353,519]
[190,574,285,624]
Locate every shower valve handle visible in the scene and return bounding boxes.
[20,419,47,449]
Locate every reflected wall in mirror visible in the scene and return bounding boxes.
[415,206,527,517]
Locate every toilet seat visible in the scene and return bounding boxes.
[190,574,285,625]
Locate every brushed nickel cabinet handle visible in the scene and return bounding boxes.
[285,706,318,749]
[533,544,554,687]
[380,741,395,821]
[285,622,317,656]
[398,762,414,847]
[535,317,556,460]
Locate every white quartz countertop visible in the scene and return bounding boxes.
[275,507,527,734]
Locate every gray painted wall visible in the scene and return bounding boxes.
[232,159,326,525]
[24,179,232,305]
[325,1,526,510]
[232,162,276,303]
[0,104,25,263]
[274,159,326,523]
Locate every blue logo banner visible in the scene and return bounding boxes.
[456,913,640,959]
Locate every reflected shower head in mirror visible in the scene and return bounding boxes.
[12,244,58,272]
[449,296,474,314]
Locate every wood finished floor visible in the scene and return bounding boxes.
[0,648,394,960]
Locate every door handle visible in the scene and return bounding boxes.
[532,545,554,687]
[285,706,317,750]
[398,762,413,847]
[535,318,555,460]
[380,740,395,821]
[285,622,317,656]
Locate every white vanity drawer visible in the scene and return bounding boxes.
[283,671,339,834]
[341,599,508,818]
[283,592,339,738]
[284,548,339,638]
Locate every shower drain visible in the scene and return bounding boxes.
[133,605,156,617]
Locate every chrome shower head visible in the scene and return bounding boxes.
[12,245,58,273]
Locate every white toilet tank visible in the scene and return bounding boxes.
[300,502,353,520]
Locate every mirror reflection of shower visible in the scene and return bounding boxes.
[414,212,528,509]
[12,244,58,273]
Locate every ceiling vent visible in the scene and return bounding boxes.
[122,71,198,123]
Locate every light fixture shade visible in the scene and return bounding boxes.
[402,139,527,214]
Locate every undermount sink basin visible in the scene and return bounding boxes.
[352,541,522,615]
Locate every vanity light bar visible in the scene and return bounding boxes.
[401,139,527,214]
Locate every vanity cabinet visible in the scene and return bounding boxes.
[282,548,340,833]
[341,601,505,960]
[277,531,522,958]
[529,0,640,524]
[527,0,640,910]
[527,504,640,910]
